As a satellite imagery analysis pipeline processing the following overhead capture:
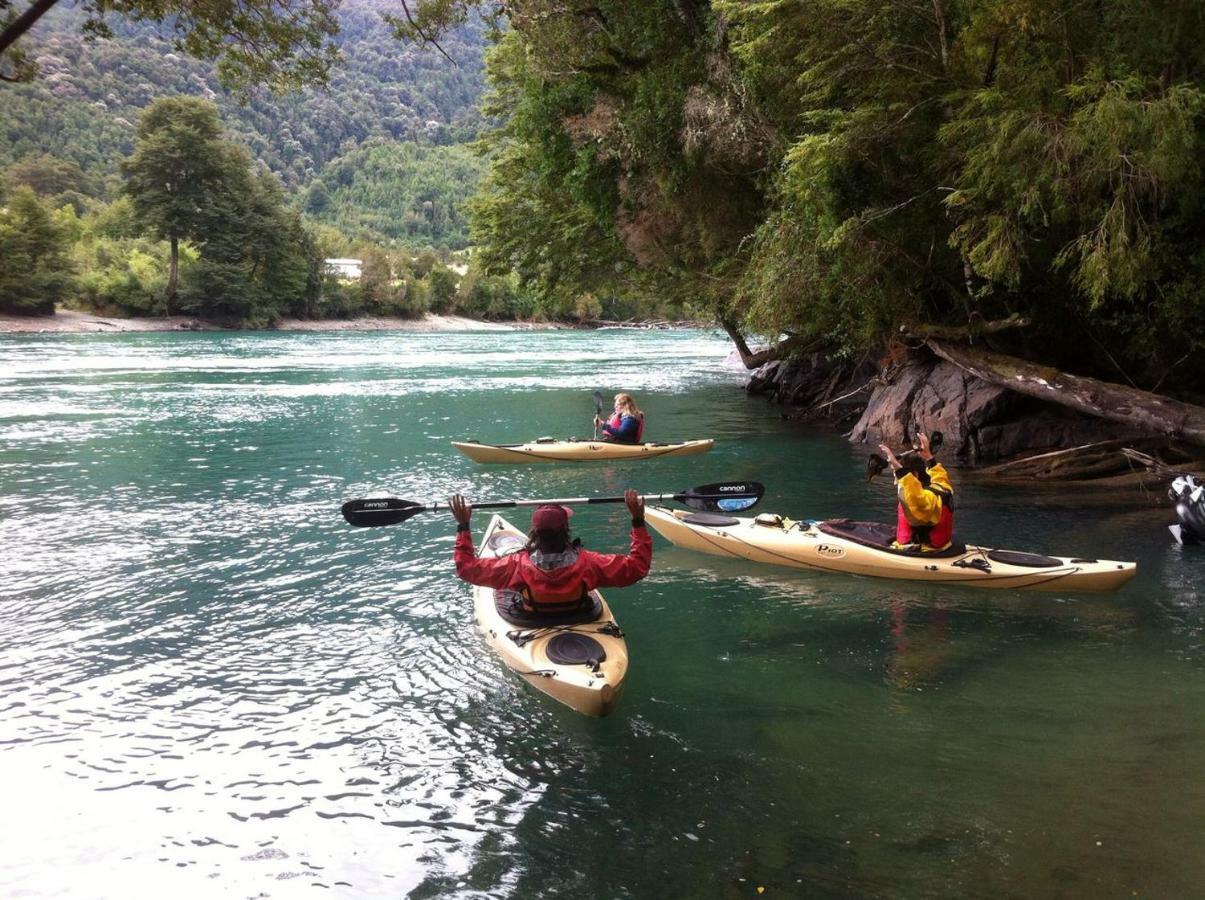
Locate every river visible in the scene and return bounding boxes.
[1,328,1202,899]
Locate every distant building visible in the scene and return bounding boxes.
[325,258,362,280]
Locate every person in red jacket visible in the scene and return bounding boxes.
[449,490,651,615]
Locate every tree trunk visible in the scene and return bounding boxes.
[719,317,811,369]
[925,338,1205,447]
[167,234,178,316]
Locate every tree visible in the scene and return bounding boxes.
[0,0,340,91]
[0,185,75,314]
[304,178,330,214]
[121,96,228,311]
[428,265,457,312]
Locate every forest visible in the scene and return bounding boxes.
[433,0,1204,395]
[0,0,521,323]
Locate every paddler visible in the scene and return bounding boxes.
[877,432,955,551]
[449,490,651,615]
[594,393,645,444]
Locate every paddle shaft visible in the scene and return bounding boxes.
[418,492,744,514]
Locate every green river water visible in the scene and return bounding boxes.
[1,328,1203,899]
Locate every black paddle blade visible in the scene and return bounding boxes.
[593,390,605,414]
[677,481,765,513]
[341,497,427,527]
[866,453,888,482]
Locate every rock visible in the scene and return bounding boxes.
[847,359,1118,465]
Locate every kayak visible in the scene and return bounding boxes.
[472,514,629,716]
[644,507,1137,592]
[452,438,714,464]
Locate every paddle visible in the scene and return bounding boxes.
[341,480,765,528]
[866,431,944,482]
[592,390,605,439]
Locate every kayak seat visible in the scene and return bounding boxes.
[986,549,1062,568]
[682,513,741,527]
[818,519,967,558]
[493,589,604,626]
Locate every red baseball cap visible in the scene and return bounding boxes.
[531,504,573,530]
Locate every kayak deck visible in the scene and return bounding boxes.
[645,507,1137,593]
[472,514,629,716]
[452,438,713,464]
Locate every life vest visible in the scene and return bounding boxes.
[606,412,644,443]
[896,492,954,550]
[515,553,593,612]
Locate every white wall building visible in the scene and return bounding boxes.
[324,258,362,280]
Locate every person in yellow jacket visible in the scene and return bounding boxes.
[878,432,955,551]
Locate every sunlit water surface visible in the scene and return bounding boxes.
[1,329,1203,899]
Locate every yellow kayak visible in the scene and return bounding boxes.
[472,514,628,716]
[645,507,1137,592]
[452,438,714,464]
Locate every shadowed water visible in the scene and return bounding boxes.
[1,328,1203,899]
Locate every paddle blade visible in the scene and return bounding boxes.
[866,453,888,482]
[341,497,427,527]
[677,481,764,513]
[593,390,604,414]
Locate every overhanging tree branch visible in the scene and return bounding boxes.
[0,0,59,58]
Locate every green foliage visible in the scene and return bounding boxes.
[118,96,323,323]
[712,0,1205,388]
[427,265,457,312]
[308,141,484,247]
[2,0,340,91]
[0,186,76,314]
[0,2,486,192]
[122,97,228,248]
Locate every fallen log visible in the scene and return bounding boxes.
[1121,447,1205,481]
[925,339,1205,447]
[978,438,1160,480]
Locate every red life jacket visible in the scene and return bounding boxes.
[515,553,594,612]
[606,412,644,442]
[895,501,954,549]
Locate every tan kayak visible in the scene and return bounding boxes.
[453,438,714,463]
[645,507,1137,592]
[471,514,629,716]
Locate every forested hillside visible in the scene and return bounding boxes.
[307,142,484,248]
[0,0,485,193]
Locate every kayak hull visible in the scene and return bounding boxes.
[452,439,713,464]
[472,514,629,716]
[645,507,1137,593]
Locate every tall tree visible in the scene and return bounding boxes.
[121,96,228,312]
[0,185,75,314]
[0,0,339,90]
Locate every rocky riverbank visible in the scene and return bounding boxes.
[743,349,1128,469]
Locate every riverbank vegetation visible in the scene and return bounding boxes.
[433,0,1203,399]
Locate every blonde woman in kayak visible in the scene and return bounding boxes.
[594,393,645,444]
[449,491,651,616]
[878,432,955,551]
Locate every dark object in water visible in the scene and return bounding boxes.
[1169,475,1205,545]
